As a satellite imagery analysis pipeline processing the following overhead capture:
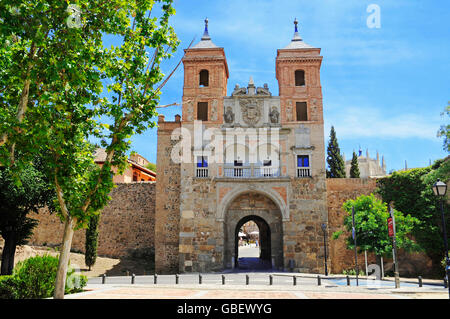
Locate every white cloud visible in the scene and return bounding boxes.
[325,105,442,140]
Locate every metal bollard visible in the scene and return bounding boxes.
[246,274,249,285]
[346,275,350,286]
[317,275,321,286]
[269,275,273,286]
[131,274,135,284]
[154,274,158,284]
[102,274,106,284]
[199,273,202,284]
[222,275,225,285]
[293,276,297,286]
[444,277,448,288]
[176,274,179,284]
[418,276,422,288]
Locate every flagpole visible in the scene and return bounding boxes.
[388,204,400,288]
[352,206,359,286]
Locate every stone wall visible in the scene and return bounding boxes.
[326,178,378,274]
[155,117,181,273]
[28,182,156,258]
[326,178,433,277]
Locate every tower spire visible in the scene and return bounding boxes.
[192,17,218,49]
[202,17,211,40]
[292,18,302,42]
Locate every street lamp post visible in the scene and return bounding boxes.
[432,179,449,299]
[321,223,328,276]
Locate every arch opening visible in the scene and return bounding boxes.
[223,192,283,271]
[234,215,272,270]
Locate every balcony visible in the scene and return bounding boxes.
[297,168,311,177]
[195,165,312,180]
[223,165,283,179]
[196,167,209,178]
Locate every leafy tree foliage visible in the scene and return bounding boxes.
[333,194,419,257]
[0,0,178,298]
[350,151,360,178]
[146,162,157,172]
[377,159,450,273]
[85,213,99,271]
[326,126,346,178]
[437,102,450,152]
[0,163,54,275]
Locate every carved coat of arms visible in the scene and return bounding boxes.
[240,98,262,126]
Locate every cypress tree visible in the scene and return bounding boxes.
[326,126,346,178]
[350,151,360,178]
[85,214,100,271]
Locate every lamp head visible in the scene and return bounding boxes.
[433,179,447,197]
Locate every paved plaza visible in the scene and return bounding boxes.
[65,272,449,299]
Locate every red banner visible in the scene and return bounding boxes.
[387,217,394,237]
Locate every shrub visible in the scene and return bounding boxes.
[65,266,88,294]
[0,275,17,299]
[13,255,59,299]
[4,255,88,299]
[342,268,365,276]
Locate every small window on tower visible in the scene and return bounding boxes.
[295,70,305,86]
[199,69,209,87]
[296,102,308,121]
[197,102,208,121]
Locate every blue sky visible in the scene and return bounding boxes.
[126,0,449,172]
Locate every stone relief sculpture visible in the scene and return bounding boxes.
[286,100,293,122]
[240,98,262,126]
[231,84,247,96]
[269,106,279,124]
[224,106,235,124]
[211,99,218,121]
[256,83,271,96]
[186,100,194,121]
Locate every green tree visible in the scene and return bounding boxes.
[326,126,346,178]
[0,162,54,275]
[377,159,449,274]
[85,213,99,271]
[333,194,419,263]
[349,151,360,178]
[0,1,178,299]
[146,162,157,172]
[437,102,450,152]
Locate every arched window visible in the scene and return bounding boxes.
[199,69,209,87]
[295,70,305,86]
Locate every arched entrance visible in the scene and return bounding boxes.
[223,192,283,271]
[234,215,272,269]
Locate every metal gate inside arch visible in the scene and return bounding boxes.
[223,192,283,270]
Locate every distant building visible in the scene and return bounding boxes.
[94,148,156,182]
[344,149,387,178]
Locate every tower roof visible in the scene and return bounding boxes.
[191,18,219,49]
[282,18,316,49]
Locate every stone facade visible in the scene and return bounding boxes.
[155,21,329,274]
[155,116,181,273]
[28,182,156,258]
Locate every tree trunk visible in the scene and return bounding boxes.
[0,232,17,276]
[53,216,75,299]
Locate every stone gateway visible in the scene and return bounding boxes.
[155,19,328,273]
